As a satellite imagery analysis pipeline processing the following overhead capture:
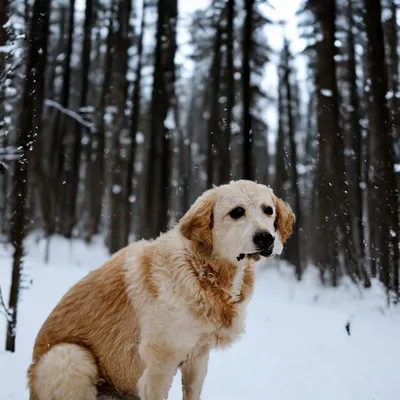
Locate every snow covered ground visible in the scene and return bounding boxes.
[1,235,399,400]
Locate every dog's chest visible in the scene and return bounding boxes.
[215,303,247,346]
[194,302,248,350]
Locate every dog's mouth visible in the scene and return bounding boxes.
[236,250,273,262]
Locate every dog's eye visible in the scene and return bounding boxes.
[263,205,274,216]
[229,207,245,219]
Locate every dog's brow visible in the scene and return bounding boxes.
[261,202,272,208]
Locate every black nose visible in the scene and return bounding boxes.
[253,231,274,252]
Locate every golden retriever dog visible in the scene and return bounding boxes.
[28,180,294,400]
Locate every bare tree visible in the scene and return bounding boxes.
[282,39,301,280]
[43,0,75,245]
[220,0,235,184]
[108,0,132,254]
[140,0,178,239]
[63,0,94,237]
[308,0,340,285]
[242,0,255,180]
[206,21,222,188]
[346,0,370,287]
[87,10,115,242]
[6,0,52,352]
[0,0,9,78]
[122,0,147,246]
[364,0,399,294]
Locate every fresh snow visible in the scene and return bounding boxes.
[320,89,333,97]
[1,235,400,400]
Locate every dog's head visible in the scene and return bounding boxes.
[180,180,295,265]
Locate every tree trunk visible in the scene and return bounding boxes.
[49,0,75,235]
[64,0,94,237]
[122,0,146,246]
[0,0,9,154]
[282,40,302,280]
[0,0,9,235]
[87,12,115,242]
[6,0,52,352]
[140,0,177,239]
[313,0,339,286]
[206,23,222,189]
[44,6,67,113]
[219,0,234,184]
[0,0,9,78]
[388,0,400,146]
[274,65,288,198]
[183,77,201,209]
[387,0,400,295]
[364,0,399,294]
[242,0,254,180]
[109,0,132,254]
[346,0,370,287]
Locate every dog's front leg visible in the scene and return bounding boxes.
[180,346,210,400]
[137,341,182,400]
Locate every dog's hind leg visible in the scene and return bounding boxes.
[29,343,99,400]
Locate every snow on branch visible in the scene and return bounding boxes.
[0,44,14,53]
[0,146,23,162]
[44,99,96,132]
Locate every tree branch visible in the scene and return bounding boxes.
[44,99,95,132]
[0,286,12,322]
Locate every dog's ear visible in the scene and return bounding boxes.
[180,190,216,250]
[273,196,295,243]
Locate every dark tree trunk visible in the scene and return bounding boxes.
[44,6,67,111]
[109,0,132,254]
[122,0,146,246]
[387,0,400,294]
[0,0,9,87]
[219,0,235,184]
[274,66,288,198]
[346,0,370,287]
[309,0,362,286]
[140,0,178,239]
[87,13,115,242]
[364,0,399,294]
[388,0,400,147]
[206,23,222,189]
[64,0,94,237]
[155,0,177,236]
[183,77,201,209]
[360,49,377,278]
[313,0,339,286]
[282,40,302,280]
[178,127,190,217]
[48,0,75,236]
[242,0,254,180]
[0,0,9,231]
[0,0,9,154]
[6,0,52,352]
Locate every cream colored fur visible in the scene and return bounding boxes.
[34,343,99,400]
[28,180,294,400]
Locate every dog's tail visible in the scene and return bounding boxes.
[28,343,99,400]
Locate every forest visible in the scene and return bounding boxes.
[0,0,399,353]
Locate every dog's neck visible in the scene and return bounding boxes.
[189,242,254,303]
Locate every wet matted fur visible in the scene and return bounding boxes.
[28,180,295,400]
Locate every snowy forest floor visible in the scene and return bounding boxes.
[0,235,399,400]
